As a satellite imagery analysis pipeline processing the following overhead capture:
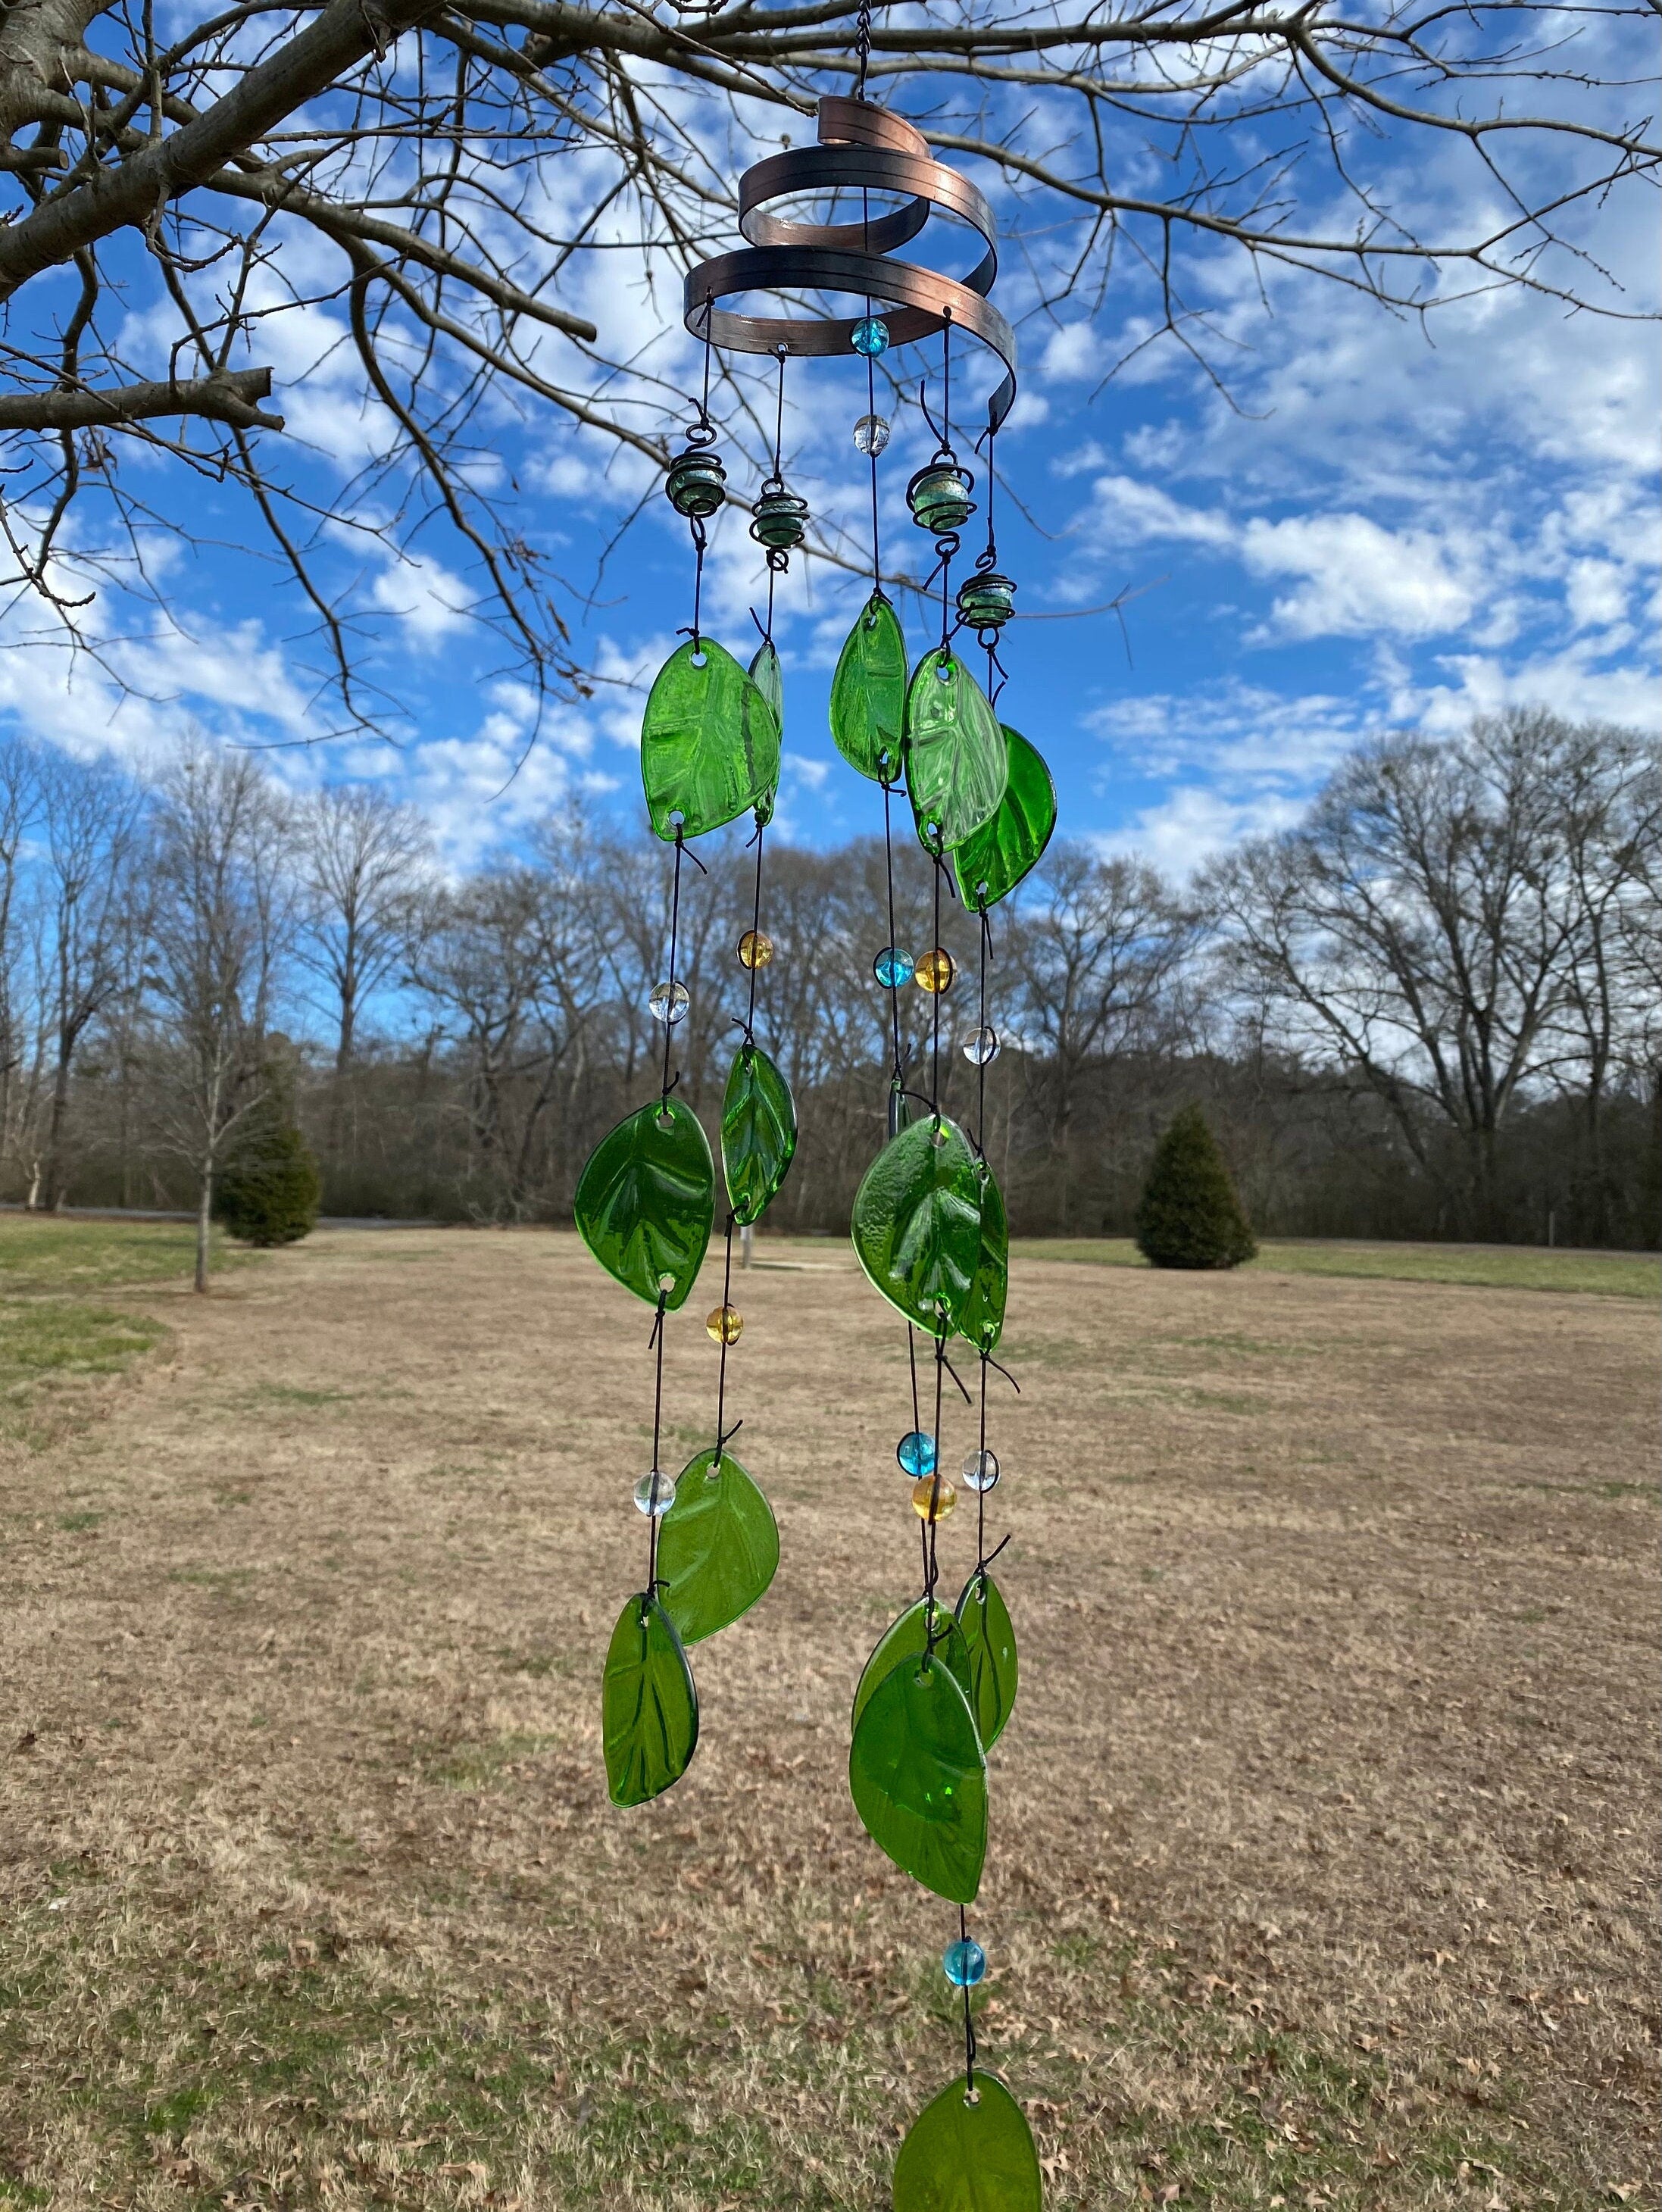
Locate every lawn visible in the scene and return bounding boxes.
[1015,1235,1660,1300]
[0,1226,1654,2210]
[0,1214,240,1445]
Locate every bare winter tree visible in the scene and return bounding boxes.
[36,746,145,1205]
[0,0,1651,723]
[0,737,41,1180]
[146,743,297,1288]
[295,783,432,1145]
[1199,711,1662,1236]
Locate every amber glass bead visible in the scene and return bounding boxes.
[737,929,775,970]
[911,1472,958,1523]
[914,947,955,994]
[705,1304,743,1345]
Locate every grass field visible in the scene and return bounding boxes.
[1014,1236,1660,1301]
[0,1220,1655,2210]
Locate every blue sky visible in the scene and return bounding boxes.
[2,66,1655,879]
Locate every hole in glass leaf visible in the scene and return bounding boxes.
[689,651,707,669]
[962,2087,982,2107]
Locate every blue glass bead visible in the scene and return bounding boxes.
[896,1430,937,1479]
[873,946,914,989]
[851,315,890,358]
[943,1939,986,1988]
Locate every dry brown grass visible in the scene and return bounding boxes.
[1,1226,1655,2212]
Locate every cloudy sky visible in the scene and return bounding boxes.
[1,52,1655,876]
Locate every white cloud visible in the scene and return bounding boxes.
[1239,514,1479,640]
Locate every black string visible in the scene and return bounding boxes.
[976,906,992,1151]
[976,1349,989,1567]
[960,1904,978,2089]
[646,1289,670,1589]
[660,830,687,1105]
[881,781,904,1089]
[713,1212,736,1458]
[929,855,942,1111]
[939,313,954,651]
[742,822,766,1042]
[907,1321,920,1433]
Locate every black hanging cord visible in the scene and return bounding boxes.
[939,313,954,651]
[960,1904,979,2089]
[744,821,767,1042]
[929,853,944,1111]
[881,781,904,1090]
[646,1287,670,1589]
[764,343,788,643]
[713,1212,739,1459]
[976,905,993,1151]
[660,829,689,1105]
[854,0,873,100]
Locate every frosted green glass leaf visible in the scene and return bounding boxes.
[954,1570,1019,1752]
[952,728,1057,913]
[640,638,780,841]
[748,640,783,826]
[893,2073,1042,2212]
[958,1161,1008,1356]
[850,1115,983,1337]
[658,1448,779,1645]
[848,1646,986,1903]
[851,1597,974,1732]
[722,1045,797,1227]
[601,1592,698,1807]
[905,650,1008,853]
[830,592,907,782]
[573,1097,714,1309]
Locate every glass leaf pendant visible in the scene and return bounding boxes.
[830,592,908,783]
[640,637,781,842]
[893,2073,1042,2212]
[905,650,1008,851]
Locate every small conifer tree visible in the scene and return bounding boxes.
[215,1114,323,1246]
[1135,1105,1257,1270]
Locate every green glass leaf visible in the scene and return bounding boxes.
[958,1161,1008,1355]
[640,638,781,841]
[905,650,1008,853]
[722,1045,797,1227]
[848,1645,986,1903]
[573,1097,714,1310]
[658,1448,779,1645]
[748,640,783,826]
[951,728,1057,913]
[893,2073,1042,2212]
[850,1114,983,1336]
[954,1570,1020,1751]
[851,1597,975,1732]
[829,592,907,783]
[601,1591,698,1807]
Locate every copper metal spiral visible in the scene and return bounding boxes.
[683,98,1017,433]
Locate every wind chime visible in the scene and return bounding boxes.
[572,58,1057,2212]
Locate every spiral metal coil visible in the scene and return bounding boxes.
[683,98,1017,433]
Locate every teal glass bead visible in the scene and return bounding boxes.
[851,316,890,358]
[962,1449,1000,1493]
[956,570,1017,632]
[751,486,809,551]
[873,946,914,988]
[908,461,976,536]
[943,1938,986,1986]
[633,1469,676,1517]
[897,1430,937,1479]
[664,448,726,520]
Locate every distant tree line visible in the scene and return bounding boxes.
[2,708,1656,1253]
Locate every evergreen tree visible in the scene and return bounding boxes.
[1135,1106,1257,1270]
[214,1113,322,1247]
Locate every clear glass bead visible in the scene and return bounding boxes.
[633,1469,676,1517]
[737,929,774,971]
[943,1938,986,1987]
[915,948,955,994]
[873,946,915,989]
[896,1429,936,1479]
[705,1304,743,1345]
[854,413,892,457]
[962,1026,1000,1067]
[851,315,890,358]
[962,1449,1000,1493]
[648,979,689,1026]
[911,1473,957,1523]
